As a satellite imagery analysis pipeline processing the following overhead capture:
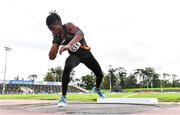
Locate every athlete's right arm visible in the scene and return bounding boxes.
[49,44,59,60]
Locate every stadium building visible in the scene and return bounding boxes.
[0,80,88,94]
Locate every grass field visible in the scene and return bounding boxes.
[0,92,180,102]
[123,87,180,92]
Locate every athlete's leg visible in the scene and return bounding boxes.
[81,52,103,89]
[62,55,80,96]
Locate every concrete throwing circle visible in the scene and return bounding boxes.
[2,102,177,115]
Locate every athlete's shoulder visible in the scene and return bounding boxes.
[65,22,74,26]
[64,22,79,34]
[64,22,77,29]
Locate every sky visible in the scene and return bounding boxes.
[0,0,180,81]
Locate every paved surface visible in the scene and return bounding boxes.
[0,100,180,115]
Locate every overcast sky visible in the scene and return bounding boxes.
[0,0,180,81]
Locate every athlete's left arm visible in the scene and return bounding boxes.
[60,23,84,54]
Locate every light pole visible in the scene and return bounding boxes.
[109,65,113,93]
[2,47,11,94]
[156,68,163,92]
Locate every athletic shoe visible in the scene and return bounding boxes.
[92,87,105,98]
[57,96,67,107]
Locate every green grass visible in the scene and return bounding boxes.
[0,94,59,100]
[123,87,180,92]
[129,93,180,102]
[0,92,180,102]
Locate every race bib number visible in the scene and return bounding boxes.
[69,42,81,52]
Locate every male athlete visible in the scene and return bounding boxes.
[46,11,105,107]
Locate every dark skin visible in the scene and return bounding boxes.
[48,22,84,60]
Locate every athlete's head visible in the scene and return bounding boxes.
[46,10,61,27]
[46,10,62,34]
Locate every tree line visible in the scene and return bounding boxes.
[43,66,180,90]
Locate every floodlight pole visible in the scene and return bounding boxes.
[109,65,113,93]
[2,47,11,94]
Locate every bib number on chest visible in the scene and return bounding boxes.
[69,42,81,52]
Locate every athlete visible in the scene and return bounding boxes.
[46,11,105,107]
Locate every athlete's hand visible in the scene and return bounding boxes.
[59,44,71,54]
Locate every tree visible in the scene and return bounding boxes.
[44,72,55,81]
[134,67,160,88]
[45,66,75,82]
[81,72,96,90]
[49,67,63,82]
[28,74,37,81]
[134,69,145,88]
[143,67,160,88]
[172,74,178,87]
[125,74,138,88]
[162,73,170,87]
[101,74,111,89]
[108,67,118,92]
[116,67,127,88]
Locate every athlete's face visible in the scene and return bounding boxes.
[49,21,62,34]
